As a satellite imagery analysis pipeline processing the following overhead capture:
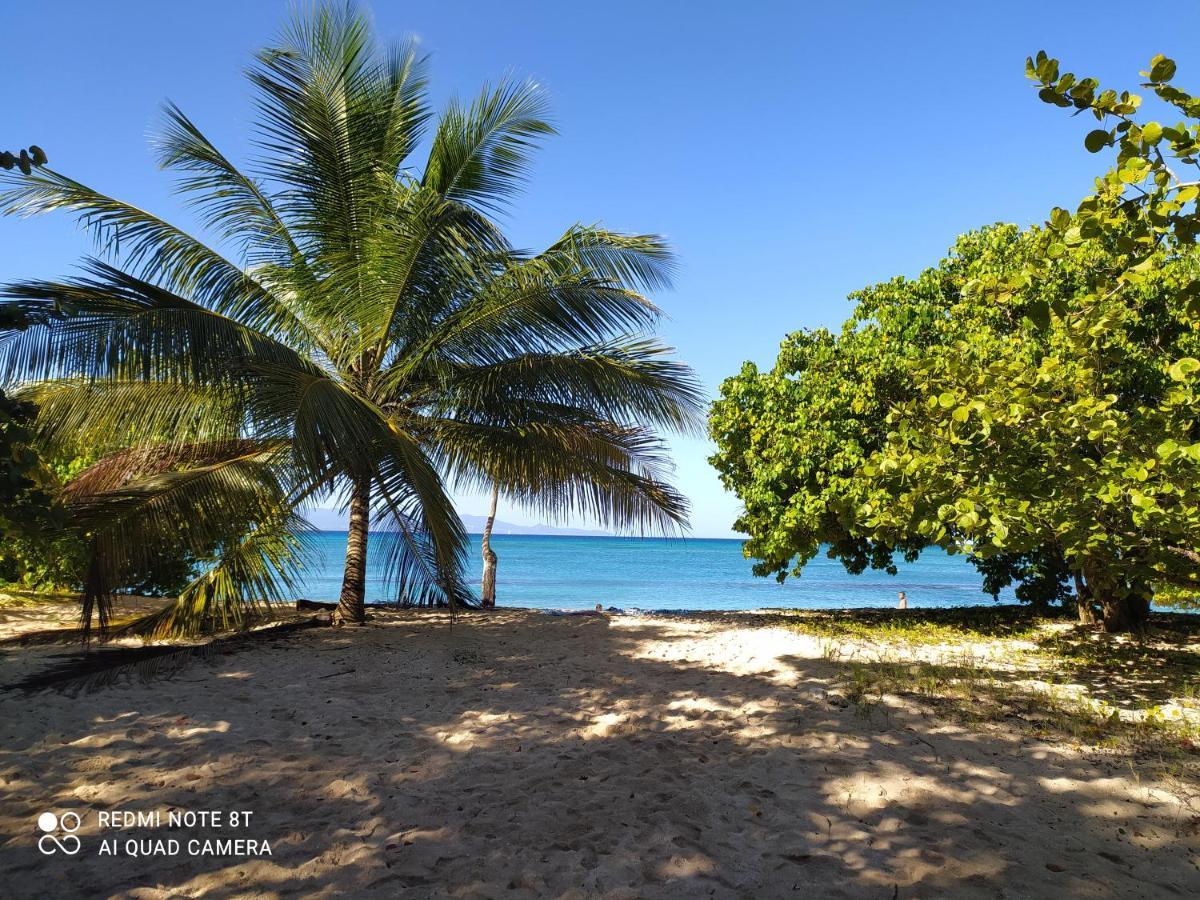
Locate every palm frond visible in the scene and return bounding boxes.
[239,358,394,475]
[351,183,510,362]
[419,414,690,534]
[63,438,276,500]
[376,38,433,176]
[64,443,294,641]
[422,79,555,213]
[373,506,475,609]
[0,261,311,385]
[155,102,311,275]
[249,3,385,266]
[0,167,313,347]
[0,259,314,388]
[18,379,245,458]
[542,225,677,293]
[370,422,473,608]
[429,339,707,435]
[127,510,315,639]
[384,267,664,386]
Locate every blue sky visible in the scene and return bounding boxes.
[4,1,1198,536]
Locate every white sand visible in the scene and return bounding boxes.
[1,609,1197,898]
[0,594,168,641]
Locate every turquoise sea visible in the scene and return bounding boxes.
[299,533,1016,610]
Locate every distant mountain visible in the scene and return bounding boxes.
[458,515,610,537]
[303,507,609,537]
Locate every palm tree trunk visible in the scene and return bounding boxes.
[480,483,499,609]
[334,476,371,625]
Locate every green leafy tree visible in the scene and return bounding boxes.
[711,210,1200,631]
[861,238,1199,630]
[0,306,64,581]
[0,459,87,592]
[0,447,210,596]
[0,5,700,637]
[712,52,1200,632]
[0,389,58,550]
[711,227,1067,605]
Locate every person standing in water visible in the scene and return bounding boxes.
[897,591,908,609]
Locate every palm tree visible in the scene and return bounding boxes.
[0,5,702,636]
[480,483,500,608]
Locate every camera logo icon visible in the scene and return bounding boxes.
[37,811,82,856]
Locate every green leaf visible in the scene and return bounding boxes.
[1038,87,1072,108]
[1085,129,1110,153]
[1036,56,1059,84]
[1025,300,1051,329]
[1150,56,1177,83]
[1119,163,1148,184]
[1167,357,1200,381]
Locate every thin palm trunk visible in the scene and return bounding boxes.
[480,483,499,609]
[335,476,371,625]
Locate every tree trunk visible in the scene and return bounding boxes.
[1072,570,1097,625]
[480,483,499,609]
[1099,594,1150,633]
[1082,563,1149,633]
[334,476,371,626]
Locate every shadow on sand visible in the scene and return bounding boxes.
[0,610,1197,898]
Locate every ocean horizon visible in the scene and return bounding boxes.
[297,531,1016,610]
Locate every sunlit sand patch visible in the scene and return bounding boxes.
[165,721,229,740]
[580,711,628,739]
[651,851,716,880]
[322,777,371,801]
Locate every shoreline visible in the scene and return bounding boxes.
[2,589,1197,643]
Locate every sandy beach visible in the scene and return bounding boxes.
[0,607,1196,898]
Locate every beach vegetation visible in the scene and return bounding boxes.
[0,4,701,637]
[0,308,65,576]
[778,607,1200,751]
[711,55,1200,632]
[0,389,58,553]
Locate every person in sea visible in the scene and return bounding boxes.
[897,591,908,609]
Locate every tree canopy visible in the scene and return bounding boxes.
[711,54,1200,632]
[0,389,58,549]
